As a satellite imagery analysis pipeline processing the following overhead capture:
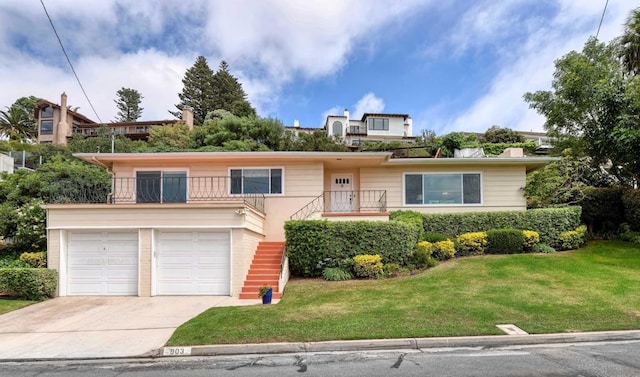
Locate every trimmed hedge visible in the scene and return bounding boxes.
[389,210,424,238]
[486,229,525,254]
[0,268,57,301]
[622,190,640,231]
[285,220,420,277]
[557,225,588,251]
[418,206,581,246]
[579,187,625,233]
[456,232,488,256]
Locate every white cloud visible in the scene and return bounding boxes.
[320,106,343,125]
[352,93,385,119]
[421,0,638,136]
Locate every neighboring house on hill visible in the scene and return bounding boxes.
[287,109,415,146]
[46,149,555,299]
[35,93,194,146]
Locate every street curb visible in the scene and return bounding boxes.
[159,329,640,357]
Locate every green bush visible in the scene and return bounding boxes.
[389,210,424,238]
[532,243,556,253]
[419,206,581,247]
[432,240,456,260]
[619,223,640,244]
[383,263,403,277]
[19,251,47,268]
[285,220,420,277]
[579,187,625,233]
[486,229,525,254]
[0,256,29,268]
[352,254,384,279]
[322,267,352,281]
[456,232,488,256]
[412,241,435,269]
[0,268,57,300]
[557,225,588,251]
[421,232,449,243]
[622,190,640,231]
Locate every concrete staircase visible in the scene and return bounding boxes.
[239,241,285,299]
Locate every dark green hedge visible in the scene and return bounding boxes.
[285,220,420,277]
[0,268,57,301]
[418,206,581,246]
[486,229,525,254]
[622,190,640,231]
[579,187,625,233]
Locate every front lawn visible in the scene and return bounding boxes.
[0,298,34,315]
[168,241,640,346]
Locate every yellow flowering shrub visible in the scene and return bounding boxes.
[432,240,456,260]
[522,230,540,250]
[456,232,488,256]
[352,254,384,278]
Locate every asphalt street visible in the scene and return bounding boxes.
[1,340,638,377]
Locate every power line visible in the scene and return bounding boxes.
[39,0,103,123]
[595,0,609,40]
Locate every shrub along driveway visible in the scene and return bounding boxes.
[168,241,640,346]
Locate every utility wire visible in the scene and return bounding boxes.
[39,0,103,123]
[595,0,609,40]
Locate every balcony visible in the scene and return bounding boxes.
[290,190,387,220]
[49,176,265,213]
[347,125,367,135]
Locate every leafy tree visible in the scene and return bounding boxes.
[441,132,465,157]
[288,130,349,152]
[0,106,32,142]
[524,37,640,184]
[173,56,217,126]
[523,151,618,208]
[481,125,525,143]
[114,87,143,122]
[146,124,192,151]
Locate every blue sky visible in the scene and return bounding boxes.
[0,0,637,135]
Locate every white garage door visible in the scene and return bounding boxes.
[67,231,138,296]
[156,231,230,295]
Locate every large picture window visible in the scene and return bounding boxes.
[367,118,389,131]
[40,120,53,135]
[136,171,187,203]
[405,173,481,205]
[230,168,283,195]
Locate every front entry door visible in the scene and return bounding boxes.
[330,174,354,212]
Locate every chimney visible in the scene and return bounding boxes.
[293,120,300,128]
[403,116,413,137]
[56,92,70,145]
[343,108,349,120]
[182,106,194,130]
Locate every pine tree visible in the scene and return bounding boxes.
[172,56,216,126]
[114,87,143,122]
[212,61,255,117]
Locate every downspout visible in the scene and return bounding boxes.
[91,156,115,203]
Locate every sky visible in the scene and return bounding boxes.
[0,0,637,136]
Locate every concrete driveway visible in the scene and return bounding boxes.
[0,296,260,360]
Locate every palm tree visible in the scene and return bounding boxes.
[0,106,33,142]
[620,7,640,76]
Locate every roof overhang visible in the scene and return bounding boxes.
[383,156,558,173]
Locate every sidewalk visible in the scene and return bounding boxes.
[159,329,640,358]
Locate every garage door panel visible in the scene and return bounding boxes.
[157,231,230,295]
[67,231,138,296]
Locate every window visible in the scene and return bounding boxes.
[136,171,187,203]
[230,168,282,195]
[367,118,389,131]
[405,173,481,205]
[40,120,53,135]
[40,106,53,118]
[332,121,342,136]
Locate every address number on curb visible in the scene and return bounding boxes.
[163,347,192,356]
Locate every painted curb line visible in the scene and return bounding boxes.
[159,329,640,357]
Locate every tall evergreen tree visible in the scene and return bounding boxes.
[114,87,143,122]
[172,56,216,126]
[212,61,256,117]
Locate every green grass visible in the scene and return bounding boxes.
[168,241,640,346]
[0,298,34,314]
